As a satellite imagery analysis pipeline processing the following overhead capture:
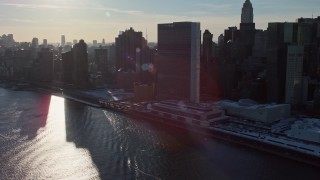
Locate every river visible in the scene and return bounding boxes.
[0,88,319,179]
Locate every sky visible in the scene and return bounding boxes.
[0,0,319,43]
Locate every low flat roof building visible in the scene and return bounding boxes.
[220,99,291,124]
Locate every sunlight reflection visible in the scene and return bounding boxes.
[16,95,99,179]
[103,110,119,131]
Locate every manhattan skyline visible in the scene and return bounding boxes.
[1,0,319,43]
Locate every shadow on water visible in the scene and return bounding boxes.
[64,99,115,179]
[16,94,51,139]
[65,100,222,179]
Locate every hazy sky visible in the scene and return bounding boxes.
[0,0,319,43]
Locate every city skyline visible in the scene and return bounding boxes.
[0,0,320,43]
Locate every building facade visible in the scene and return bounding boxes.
[285,45,304,104]
[157,22,200,103]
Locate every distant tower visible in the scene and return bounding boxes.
[218,34,224,47]
[73,40,89,88]
[43,39,48,47]
[31,37,39,48]
[93,40,98,47]
[102,38,106,46]
[241,0,254,23]
[61,35,66,47]
[7,34,14,47]
[202,30,213,63]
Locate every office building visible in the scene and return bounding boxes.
[297,17,320,78]
[157,22,200,103]
[240,23,256,57]
[266,22,299,103]
[218,34,224,47]
[37,48,53,82]
[285,45,304,104]
[202,30,213,63]
[267,23,288,103]
[252,30,268,57]
[1,34,15,47]
[93,40,98,47]
[201,30,220,100]
[72,40,89,88]
[224,26,240,43]
[95,48,108,82]
[31,38,39,48]
[115,27,143,72]
[62,51,73,84]
[107,44,116,73]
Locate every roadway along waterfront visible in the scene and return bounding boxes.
[0,87,319,179]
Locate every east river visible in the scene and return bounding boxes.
[0,88,319,180]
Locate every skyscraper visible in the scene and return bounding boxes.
[285,45,304,104]
[43,39,48,47]
[241,0,254,23]
[297,17,320,79]
[37,48,53,82]
[95,48,108,82]
[157,22,200,103]
[115,27,143,72]
[62,51,73,83]
[7,34,14,47]
[240,0,255,58]
[31,37,39,48]
[61,35,66,47]
[266,22,299,103]
[202,30,213,63]
[73,40,89,88]
[201,30,220,100]
[93,40,98,47]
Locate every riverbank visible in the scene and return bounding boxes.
[0,80,134,109]
[2,81,320,168]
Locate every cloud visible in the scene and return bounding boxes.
[0,3,62,9]
[196,3,234,10]
[105,12,111,17]
[12,18,38,24]
[104,8,143,15]
[0,17,38,24]
[0,3,143,16]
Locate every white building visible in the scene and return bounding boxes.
[286,118,320,144]
[220,99,291,124]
